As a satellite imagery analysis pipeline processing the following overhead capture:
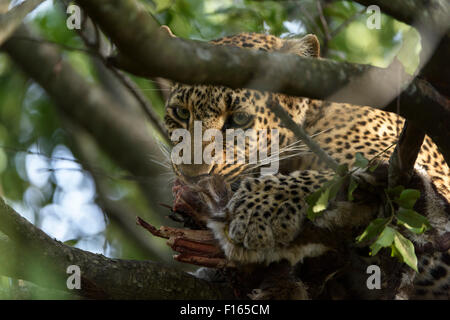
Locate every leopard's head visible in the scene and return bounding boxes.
[163,27,320,186]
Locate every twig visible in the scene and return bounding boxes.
[4,24,171,210]
[268,97,340,173]
[65,7,170,145]
[0,196,234,299]
[136,216,216,244]
[104,66,170,145]
[316,0,331,55]
[175,254,234,268]
[317,1,331,41]
[137,216,234,268]
[7,22,170,146]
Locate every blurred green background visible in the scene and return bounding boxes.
[0,0,421,299]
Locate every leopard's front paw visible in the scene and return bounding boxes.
[207,176,306,264]
[227,198,301,250]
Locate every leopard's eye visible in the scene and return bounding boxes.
[174,107,190,121]
[231,112,252,127]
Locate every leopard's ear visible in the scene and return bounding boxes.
[160,25,176,38]
[279,34,320,58]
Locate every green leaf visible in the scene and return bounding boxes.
[313,187,330,213]
[369,226,395,255]
[347,176,358,201]
[390,243,403,261]
[337,163,349,176]
[395,189,421,209]
[386,185,405,199]
[306,189,323,220]
[63,239,79,247]
[306,176,345,220]
[354,152,369,168]
[396,208,431,234]
[306,186,330,220]
[393,230,418,272]
[369,162,379,172]
[327,176,345,203]
[356,217,390,243]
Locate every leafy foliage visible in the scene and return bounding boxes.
[306,152,430,272]
[0,0,425,298]
[306,174,346,220]
[355,171,430,271]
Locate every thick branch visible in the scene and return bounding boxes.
[353,0,449,30]
[68,9,169,144]
[0,0,44,45]
[388,121,425,188]
[383,79,450,164]
[67,124,167,261]
[2,24,170,209]
[354,0,450,96]
[421,33,450,97]
[0,197,234,299]
[76,0,388,103]
[75,0,450,164]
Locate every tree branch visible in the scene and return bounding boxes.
[383,79,450,164]
[2,24,170,210]
[268,100,340,172]
[74,0,450,165]
[67,123,168,261]
[388,121,425,188]
[0,196,234,299]
[0,0,45,45]
[353,0,450,97]
[67,9,169,144]
[353,0,449,31]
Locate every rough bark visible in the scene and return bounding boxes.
[354,0,450,97]
[67,8,169,143]
[383,79,450,164]
[74,0,450,164]
[388,121,425,188]
[1,0,449,300]
[67,123,168,261]
[0,197,235,299]
[2,25,170,211]
[353,0,449,29]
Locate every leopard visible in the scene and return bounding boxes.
[162,26,450,299]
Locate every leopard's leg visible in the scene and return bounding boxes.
[207,171,325,263]
[203,169,382,299]
[411,250,450,299]
[207,169,378,264]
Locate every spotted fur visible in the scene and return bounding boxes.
[163,29,450,299]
